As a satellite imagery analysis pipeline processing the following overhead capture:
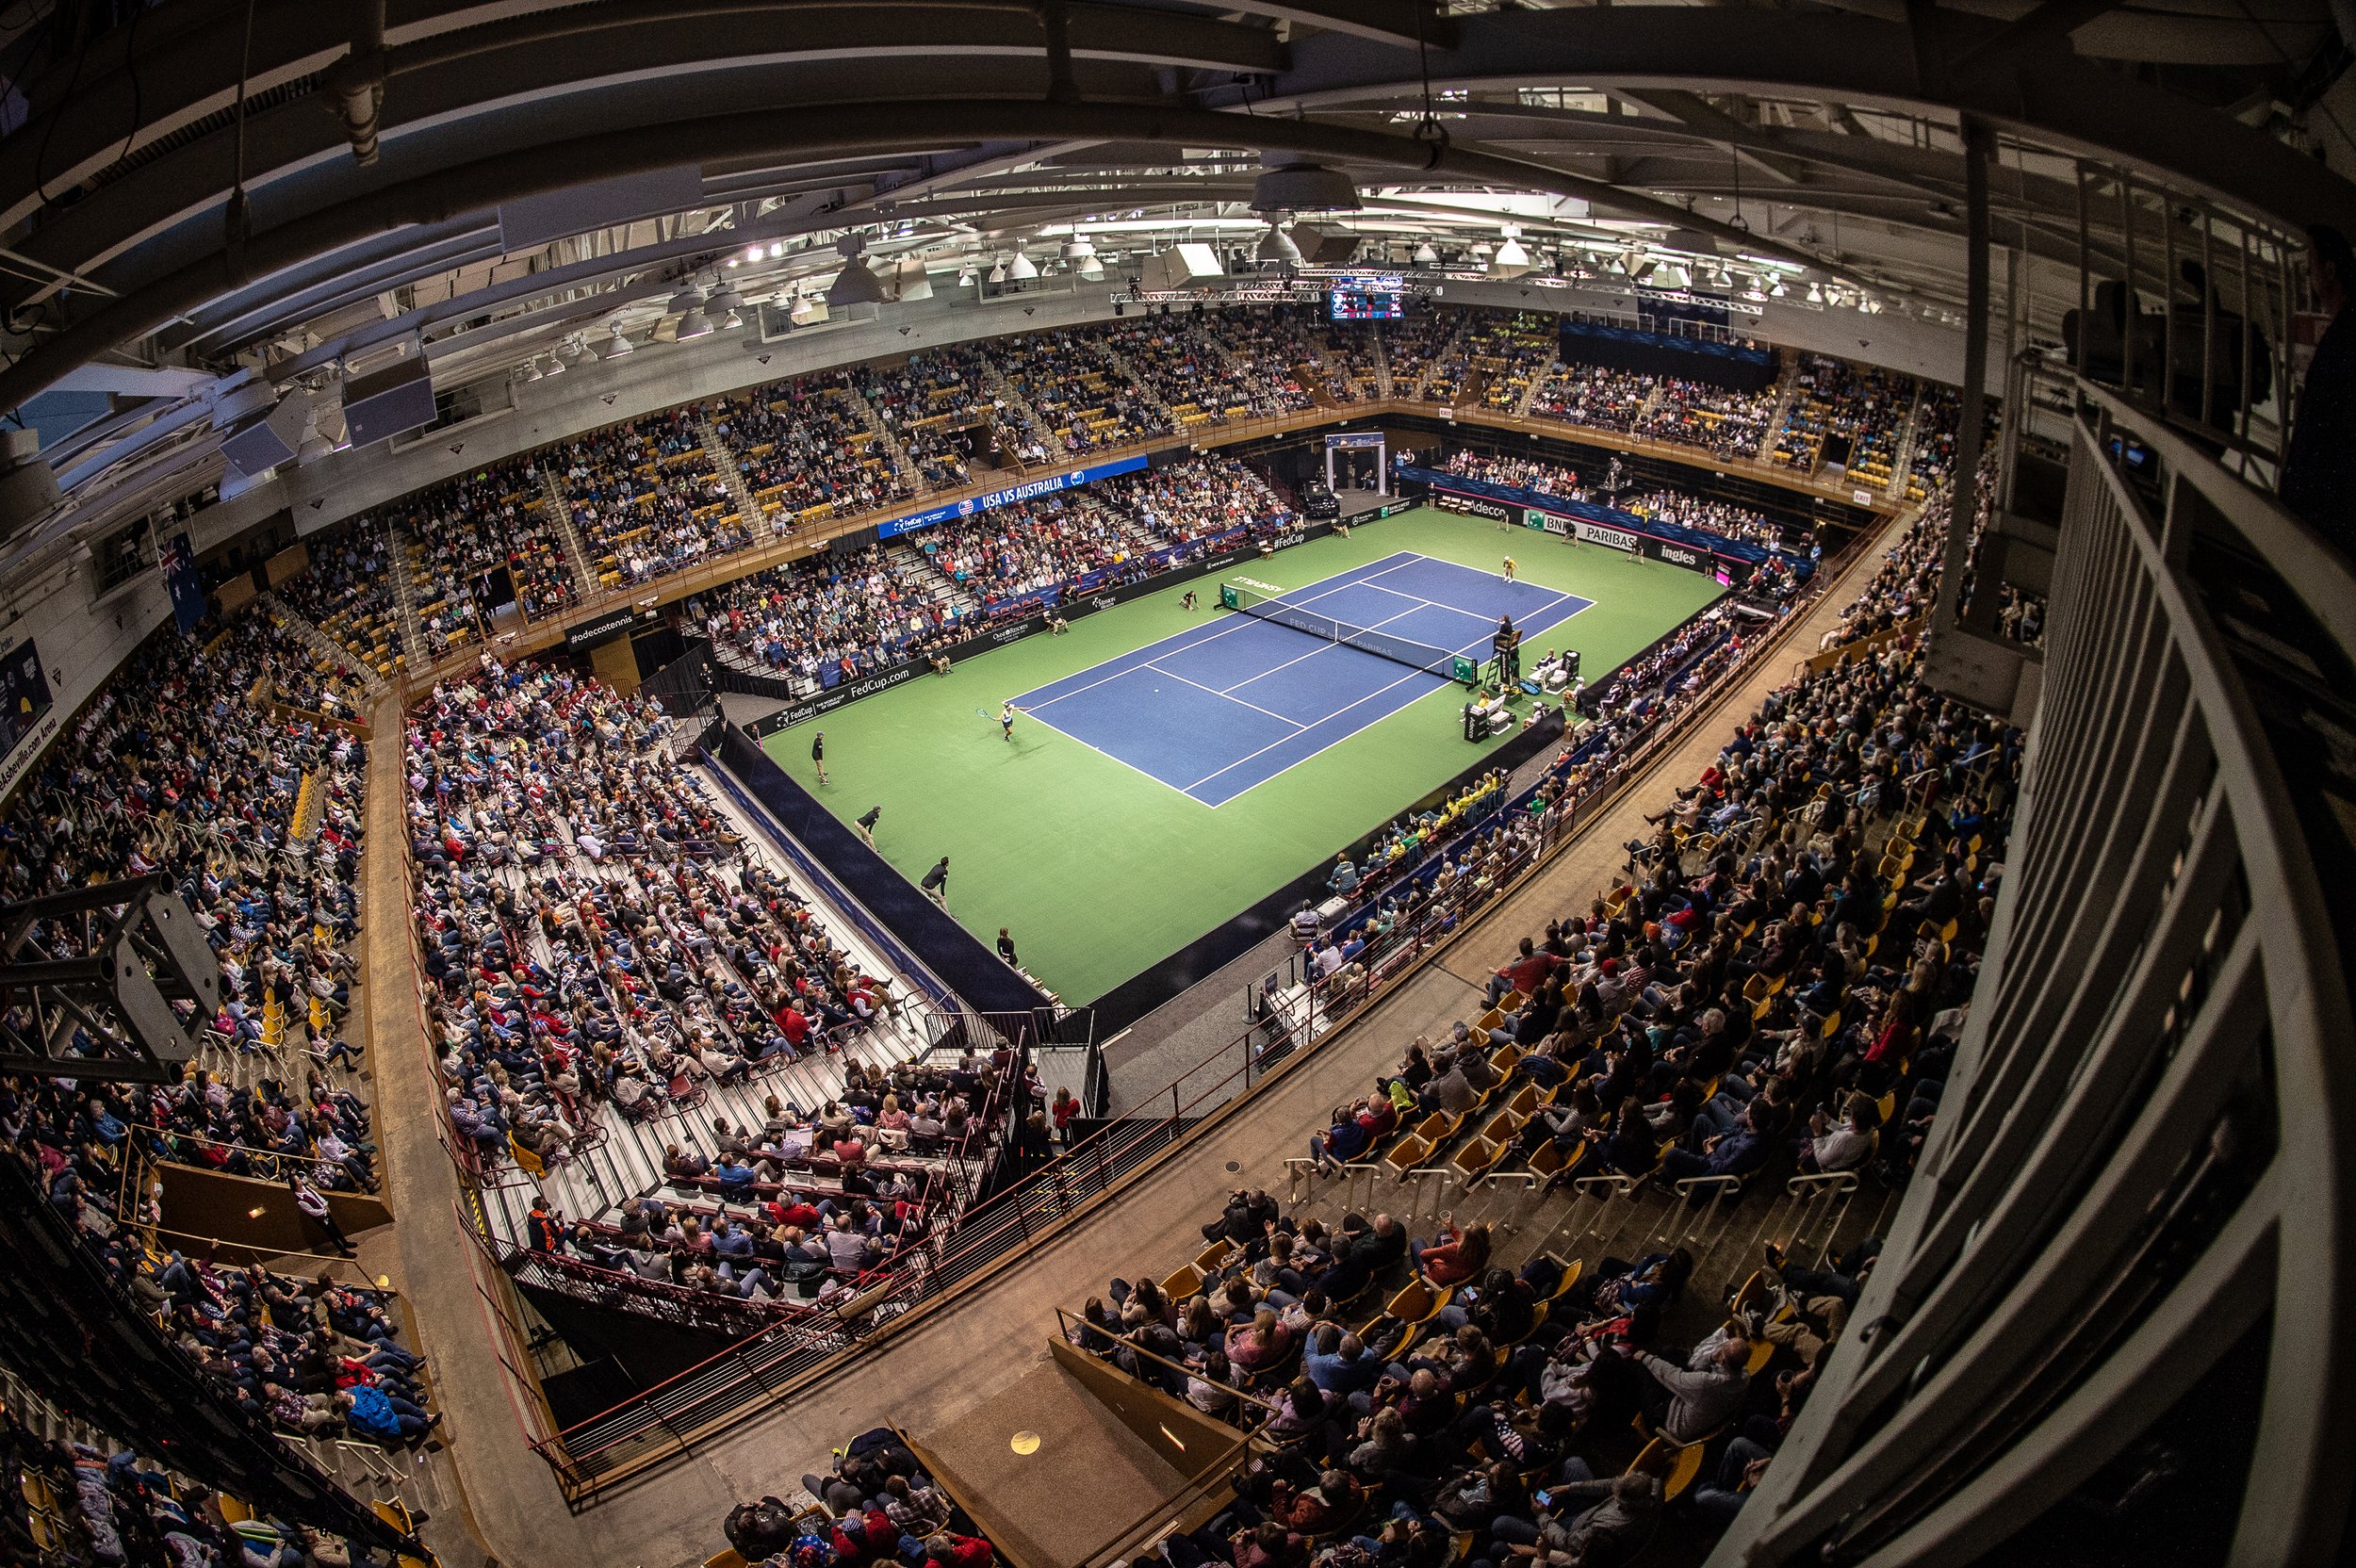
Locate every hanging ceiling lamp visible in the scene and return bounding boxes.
[601,323,634,357]
[1412,239,1439,266]
[666,282,705,316]
[1006,250,1039,280]
[1489,226,1531,279]
[675,307,712,339]
[1255,220,1301,264]
[896,256,935,302]
[987,257,1008,284]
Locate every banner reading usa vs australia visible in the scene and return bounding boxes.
[876,453,1151,540]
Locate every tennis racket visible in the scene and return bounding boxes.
[975,707,996,722]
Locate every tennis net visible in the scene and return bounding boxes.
[1219,583,1476,683]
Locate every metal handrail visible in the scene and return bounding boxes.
[1711,379,2356,1568]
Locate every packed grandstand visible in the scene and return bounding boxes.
[0,283,2009,1560]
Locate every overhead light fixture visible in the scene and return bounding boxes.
[602,323,634,357]
[542,349,565,377]
[768,241,785,260]
[744,245,762,265]
[1412,240,1439,266]
[827,256,887,305]
[957,261,977,286]
[896,256,935,302]
[789,291,827,326]
[1061,235,1096,262]
[1660,262,1691,289]
[1255,221,1301,264]
[1077,254,1105,280]
[987,258,1007,284]
[1770,278,1791,299]
[707,282,744,315]
[522,357,544,382]
[1250,160,1360,214]
[666,283,705,315]
[1006,250,1039,280]
[1489,227,1531,279]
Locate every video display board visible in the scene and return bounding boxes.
[1330,272,1407,319]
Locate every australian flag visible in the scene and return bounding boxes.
[159,531,206,633]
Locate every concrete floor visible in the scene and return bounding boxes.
[363,524,1899,1568]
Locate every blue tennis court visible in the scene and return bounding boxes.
[1012,552,1593,806]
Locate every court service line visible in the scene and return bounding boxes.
[1144,662,1308,729]
[1183,660,1452,802]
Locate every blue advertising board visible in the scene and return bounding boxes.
[875,453,1151,539]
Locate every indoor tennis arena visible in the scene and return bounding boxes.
[0,5,2349,1568]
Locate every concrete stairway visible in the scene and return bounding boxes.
[1099,338,1182,428]
[1514,355,1561,416]
[1758,356,1805,461]
[261,590,392,698]
[695,406,771,530]
[541,467,600,597]
[385,528,429,658]
[1373,325,1395,397]
[842,387,924,494]
[979,361,1052,463]
[1886,382,1928,498]
[1408,315,1474,400]
[890,539,985,618]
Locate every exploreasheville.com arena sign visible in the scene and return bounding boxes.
[875,453,1151,540]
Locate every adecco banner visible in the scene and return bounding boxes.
[1432,487,1520,526]
[875,453,1151,539]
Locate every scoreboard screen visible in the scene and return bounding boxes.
[1330,272,1407,319]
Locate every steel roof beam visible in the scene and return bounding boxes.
[0,0,1286,245]
[1261,8,2356,235]
[0,97,1834,410]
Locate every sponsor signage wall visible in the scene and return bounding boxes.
[875,453,1150,540]
[1405,465,1806,588]
[1432,489,1520,526]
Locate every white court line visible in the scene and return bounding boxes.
[1015,552,1420,712]
[1020,704,1215,807]
[1184,661,1455,804]
[1146,662,1308,728]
